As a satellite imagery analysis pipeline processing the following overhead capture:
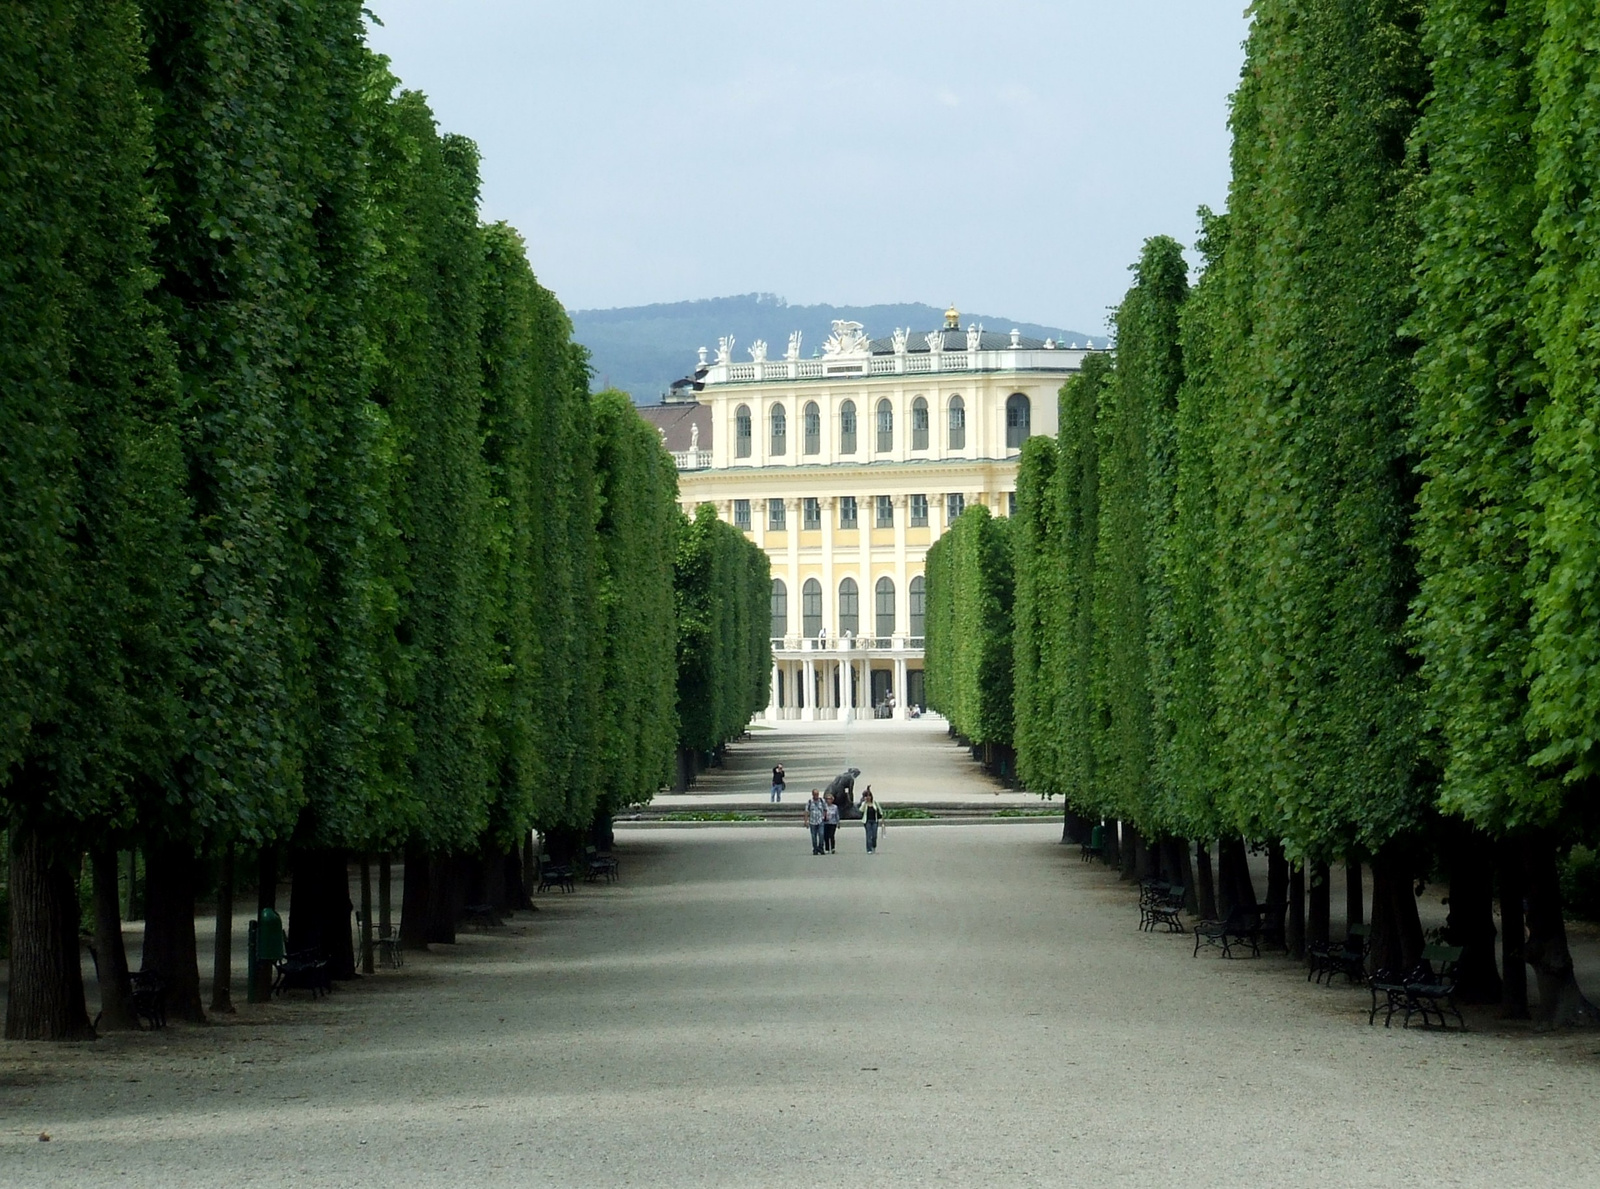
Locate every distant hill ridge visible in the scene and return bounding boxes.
[570,293,1109,403]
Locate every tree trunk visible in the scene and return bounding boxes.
[1442,825,1501,1004]
[1367,847,1423,978]
[1173,839,1199,915]
[1102,820,1121,870]
[288,847,355,979]
[141,839,205,1024]
[1119,823,1140,881]
[91,844,138,1031]
[1061,807,1090,846]
[1497,837,1528,1020]
[426,852,459,944]
[1286,863,1306,960]
[1308,861,1330,952]
[503,848,531,912]
[1263,842,1289,949]
[1132,830,1157,882]
[1195,840,1217,920]
[1216,836,1257,916]
[400,840,431,950]
[520,833,535,904]
[1345,859,1364,927]
[1522,829,1598,1029]
[5,818,95,1041]
[210,845,236,1014]
[379,853,394,939]
[359,855,374,975]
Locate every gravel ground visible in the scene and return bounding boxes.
[4,820,1599,1188]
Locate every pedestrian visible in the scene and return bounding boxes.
[861,788,883,853]
[805,788,827,855]
[824,792,840,853]
[771,762,786,803]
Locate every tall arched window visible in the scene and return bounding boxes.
[803,401,821,455]
[1006,393,1031,448]
[770,403,787,455]
[839,400,857,454]
[875,576,896,640]
[909,575,926,640]
[838,577,859,635]
[876,399,894,453]
[948,395,966,449]
[735,404,752,458]
[802,578,822,638]
[911,396,929,450]
[771,578,788,639]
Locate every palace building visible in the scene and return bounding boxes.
[639,307,1100,721]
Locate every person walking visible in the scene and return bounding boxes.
[823,793,840,854]
[861,788,883,853]
[805,789,827,855]
[771,763,786,803]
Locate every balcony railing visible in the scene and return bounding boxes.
[769,634,922,653]
[672,448,712,470]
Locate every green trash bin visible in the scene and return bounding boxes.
[248,907,286,1002]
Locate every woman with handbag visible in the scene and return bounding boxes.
[861,788,884,854]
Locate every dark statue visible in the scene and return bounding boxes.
[825,767,862,819]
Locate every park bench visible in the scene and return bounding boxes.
[537,852,575,894]
[1137,879,1169,929]
[1080,824,1105,863]
[1143,884,1187,934]
[1307,923,1369,985]
[355,910,403,969]
[583,845,619,883]
[1192,904,1264,959]
[1369,944,1465,1029]
[273,948,332,999]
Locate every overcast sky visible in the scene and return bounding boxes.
[365,2,1250,336]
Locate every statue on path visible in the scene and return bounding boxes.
[825,767,862,818]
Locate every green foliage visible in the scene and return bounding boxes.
[1525,2,1600,785]
[1205,0,1429,858]
[924,506,1013,746]
[1010,437,1064,795]
[1092,237,1188,834]
[1410,0,1551,829]
[1559,845,1600,922]
[0,1,188,837]
[592,391,680,812]
[676,505,772,755]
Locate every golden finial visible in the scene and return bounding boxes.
[944,304,960,330]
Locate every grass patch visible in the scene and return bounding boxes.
[992,808,1061,818]
[883,807,936,820]
[659,811,765,822]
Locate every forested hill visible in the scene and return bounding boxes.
[570,294,1110,402]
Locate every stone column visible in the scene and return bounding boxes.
[767,661,779,719]
[802,655,816,722]
[785,497,801,648]
[894,655,909,719]
[893,494,909,644]
[822,496,837,636]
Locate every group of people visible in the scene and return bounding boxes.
[804,786,884,854]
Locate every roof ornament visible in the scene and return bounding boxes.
[944,304,960,329]
[697,346,708,366]
[925,330,945,353]
[822,319,871,357]
[1010,328,1022,347]
[1044,338,1056,349]
[785,330,803,360]
[966,323,981,353]
[690,422,700,451]
[749,339,768,363]
[716,336,735,365]
[892,327,908,355]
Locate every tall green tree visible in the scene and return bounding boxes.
[1011,437,1064,799]
[924,506,1013,749]
[3,0,189,1039]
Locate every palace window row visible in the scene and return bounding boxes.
[732,393,1029,458]
[771,575,927,641]
[750,493,994,532]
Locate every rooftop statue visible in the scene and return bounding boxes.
[892,327,908,355]
[785,330,803,360]
[925,330,945,353]
[716,336,735,365]
[822,319,870,357]
[690,423,699,451]
[749,339,768,363]
[966,323,981,353]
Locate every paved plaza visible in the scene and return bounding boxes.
[3,724,1598,1187]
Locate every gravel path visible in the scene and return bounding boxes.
[4,819,1599,1187]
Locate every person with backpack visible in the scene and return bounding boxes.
[804,788,827,855]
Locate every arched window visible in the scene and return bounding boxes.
[735,404,752,458]
[1006,393,1031,448]
[876,399,893,453]
[770,403,787,455]
[838,577,860,636]
[875,576,896,640]
[802,578,822,637]
[803,401,821,455]
[771,578,788,639]
[948,395,966,449]
[839,400,857,454]
[909,575,926,640]
[911,396,929,450]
